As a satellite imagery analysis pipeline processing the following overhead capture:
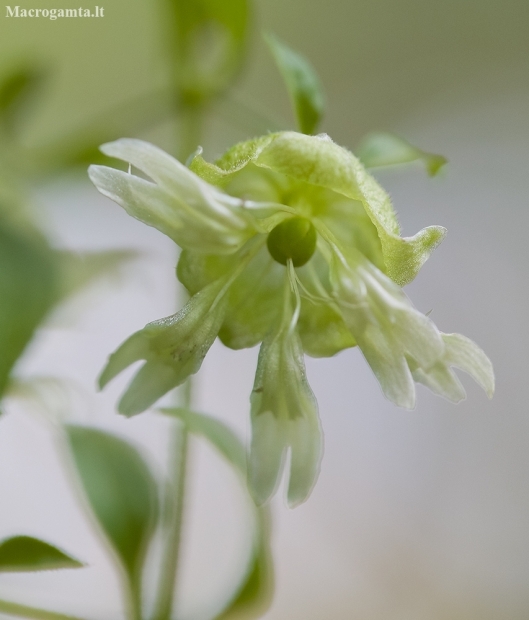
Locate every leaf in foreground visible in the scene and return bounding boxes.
[65,426,158,588]
[0,536,83,572]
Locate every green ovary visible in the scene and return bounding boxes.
[266,217,317,267]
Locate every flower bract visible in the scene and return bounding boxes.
[89,131,494,506]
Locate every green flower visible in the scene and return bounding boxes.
[89,132,494,506]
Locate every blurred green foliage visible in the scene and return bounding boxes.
[0,536,83,572]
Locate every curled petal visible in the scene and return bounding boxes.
[250,327,323,507]
[191,132,447,284]
[99,279,227,416]
[89,139,255,254]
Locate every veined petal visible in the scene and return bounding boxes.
[409,332,494,402]
[89,139,256,254]
[332,250,444,409]
[99,279,228,416]
[250,326,322,506]
[178,243,285,350]
[413,332,494,402]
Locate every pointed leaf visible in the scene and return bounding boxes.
[265,34,324,135]
[357,132,447,176]
[0,220,57,399]
[65,426,158,587]
[0,536,83,572]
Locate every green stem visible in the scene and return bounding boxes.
[151,381,191,620]
[0,599,87,620]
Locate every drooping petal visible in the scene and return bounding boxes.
[89,139,255,254]
[411,333,494,402]
[331,250,445,409]
[250,325,323,506]
[99,278,228,416]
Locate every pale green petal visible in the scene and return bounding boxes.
[411,362,466,403]
[88,164,188,243]
[191,132,446,285]
[357,132,447,176]
[408,333,493,402]
[297,299,356,357]
[118,361,182,416]
[90,139,255,254]
[332,253,447,409]
[355,324,416,409]
[442,333,495,398]
[99,331,150,389]
[178,244,284,350]
[99,279,227,415]
[287,398,323,508]
[254,132,446,285]
[250,328,322,505]
[248,410,286,506]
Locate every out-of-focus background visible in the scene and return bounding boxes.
[0,1,528,618]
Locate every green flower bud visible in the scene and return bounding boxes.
[266,216,317,267]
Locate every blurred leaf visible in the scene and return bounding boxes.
[0,64,46,134]
[265,33,324,135]
[66,426,158,590]
[166,0,250,104]
[0,598,87,620]
[0,219,57,400]
[160,407,246,472]
[54,249,137,304]
[216,508,273,620]
[30,90,173,175]
[161,408,273,619]
[0,536,83,572]
[357,132,447,176]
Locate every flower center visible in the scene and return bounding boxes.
[267,217,317,267]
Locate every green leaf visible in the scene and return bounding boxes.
[65,426,158,589]
[160,407,246,472]
[0,63,46,132]
[166,0,250,104]
[0,536,83,572]
[357,132,447,176]
[0,219,57,400]
[265,34,324,135]
[216,509,273,620]
[160,408,273,619]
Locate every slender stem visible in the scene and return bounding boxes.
[151,381,191,620]
[178,104,204,163]
[0,599,87,620]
